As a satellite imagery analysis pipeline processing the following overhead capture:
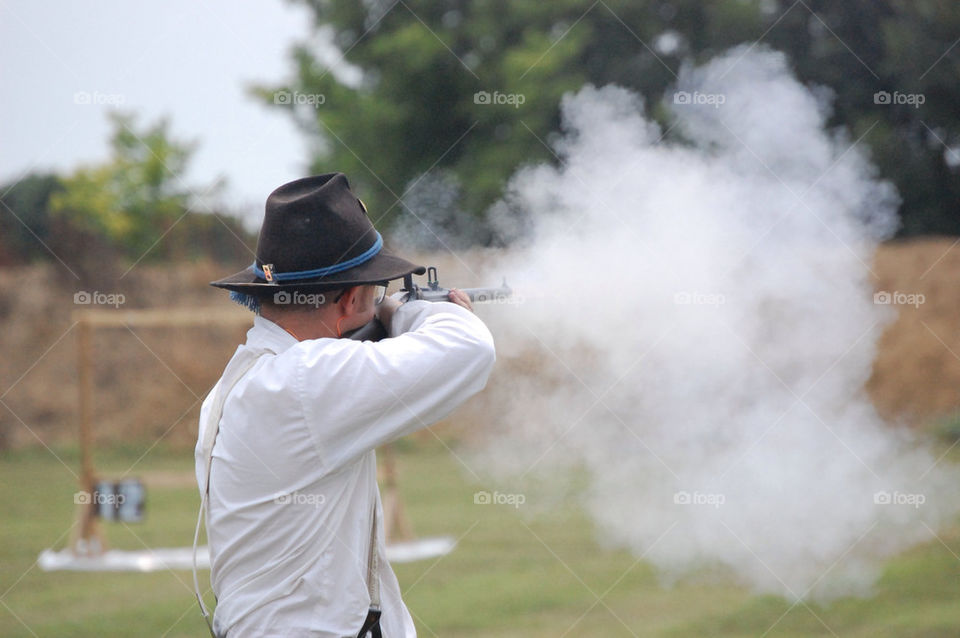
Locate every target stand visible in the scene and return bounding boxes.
[379,443,456,562]
[39,307,454,572]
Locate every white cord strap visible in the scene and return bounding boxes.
[193,348,270,638]
[367,497,380,611]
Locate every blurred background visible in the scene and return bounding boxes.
[2,1,960,636]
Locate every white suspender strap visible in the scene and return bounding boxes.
[193,348,270,638]
[367,496,380,611]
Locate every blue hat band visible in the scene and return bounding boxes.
[252,232,383,282]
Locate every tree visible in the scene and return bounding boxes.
[253,1,611,241]
[1,113,253,278]
[259,0,960,240]
[49,112,207,260]
[765,0,960,236]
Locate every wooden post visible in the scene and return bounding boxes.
[71,316,104,556]
[380,443,414,543]
[65,307,251,556]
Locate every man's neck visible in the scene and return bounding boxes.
[262,309,340,341]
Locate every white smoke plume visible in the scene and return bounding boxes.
[471,46,958,601]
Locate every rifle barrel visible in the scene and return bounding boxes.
[416,284,512,303]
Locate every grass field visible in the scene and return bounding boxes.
[1,440,959,637]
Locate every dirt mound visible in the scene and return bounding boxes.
[0,238,958,452]
[868,237,960,424]
[0,261,249,451]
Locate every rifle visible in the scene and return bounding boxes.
[346,266,511,341]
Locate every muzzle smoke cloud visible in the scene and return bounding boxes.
[472,46,958,600]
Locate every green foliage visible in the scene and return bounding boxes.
[253,0,629,236]
[0,112,255,272]
[49,112,201,259]
[765,0,960,236]
[258,0,960,242]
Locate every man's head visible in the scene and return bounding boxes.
[211,173,423,337]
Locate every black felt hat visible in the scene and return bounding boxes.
[211,173,425,295]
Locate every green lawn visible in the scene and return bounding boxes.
[1,441,959,637]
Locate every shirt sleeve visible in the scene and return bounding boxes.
[296,300,496,473]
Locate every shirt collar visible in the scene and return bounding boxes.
[246,315,300,353]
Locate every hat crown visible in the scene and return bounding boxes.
[209,172,425,295]
[255,173,378,278]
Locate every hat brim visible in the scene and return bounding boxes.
[210,248,427,294]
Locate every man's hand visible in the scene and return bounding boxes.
[377,289,473,327]
[447,288,473,312]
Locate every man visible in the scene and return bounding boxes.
[195,173,496,637]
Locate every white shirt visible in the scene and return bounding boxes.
[195,300,496,637]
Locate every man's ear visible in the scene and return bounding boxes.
[336,286,364,316]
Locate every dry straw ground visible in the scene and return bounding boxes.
[0,237,958,452]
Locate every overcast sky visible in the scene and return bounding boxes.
[1,0,317,229]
